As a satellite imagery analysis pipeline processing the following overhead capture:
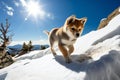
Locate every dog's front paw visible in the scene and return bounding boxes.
[52,52,57,57]
[65,57,72,63]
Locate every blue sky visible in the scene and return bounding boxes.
[0,0,120,45]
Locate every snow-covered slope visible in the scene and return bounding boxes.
[0,14,120,80]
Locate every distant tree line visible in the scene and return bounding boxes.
[22,40,33,52]
[18,40,33,56]
[17,41,48,56]
[40,45,47,50]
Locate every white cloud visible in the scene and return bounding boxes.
[13,0,20,7]
[6,6,14,11]
[7,11,14,16]
[2,2,14,16]
[5,5,14,16]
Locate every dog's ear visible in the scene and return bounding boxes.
[65,15,76,25]
[80,17,87,25]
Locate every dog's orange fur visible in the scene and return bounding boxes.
[44,15,87,63]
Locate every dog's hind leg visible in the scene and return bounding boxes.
[50,47,57,56]
[49,39,57,56]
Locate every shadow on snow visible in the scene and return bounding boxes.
[54,50,120,80]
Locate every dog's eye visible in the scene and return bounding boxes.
[71,28,75,31]
[79,29,81,31]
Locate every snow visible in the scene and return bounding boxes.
[0,14,120,80]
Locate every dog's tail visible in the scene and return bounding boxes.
[43,30,50,35]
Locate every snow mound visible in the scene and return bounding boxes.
[85,50,120,80]
[79,35,120,61]
[15,48,52,61]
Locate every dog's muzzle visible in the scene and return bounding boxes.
[76,33,80,38]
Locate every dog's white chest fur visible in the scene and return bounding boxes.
[61,28,77,45]
[61,39,76,45]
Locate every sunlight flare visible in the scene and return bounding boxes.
[20,0,53,21]
[20,0,47,20]
[26,1,45,18]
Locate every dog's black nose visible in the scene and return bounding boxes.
[76,33,80,37]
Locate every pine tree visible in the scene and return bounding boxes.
[28,40,33,51]
[40,45,46,50]
[22,42,28,52]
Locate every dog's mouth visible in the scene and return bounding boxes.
[71,39,76,41]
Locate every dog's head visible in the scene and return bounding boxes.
[64,15,87,39]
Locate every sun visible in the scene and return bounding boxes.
[25,0,45,20]
[21,0,53,21]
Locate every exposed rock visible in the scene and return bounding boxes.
[98,7,120,29]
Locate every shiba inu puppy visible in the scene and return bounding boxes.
[45,15,87,63]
